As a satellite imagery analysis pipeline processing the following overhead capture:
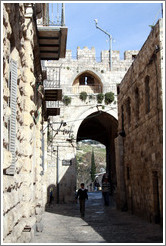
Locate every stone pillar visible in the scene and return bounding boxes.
[114,135,127,210]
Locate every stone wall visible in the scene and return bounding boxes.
[116,19,163,224]
[44,46,139,97]
[3,3,46,243]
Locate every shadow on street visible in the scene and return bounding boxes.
[44,191,163,243]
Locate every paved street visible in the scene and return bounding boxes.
[31,192,163,244]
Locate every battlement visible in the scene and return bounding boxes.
[65,47,139,62]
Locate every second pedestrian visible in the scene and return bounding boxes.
[102,174,110,206]
[76,183,88,218]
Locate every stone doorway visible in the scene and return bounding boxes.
[152,171,160,224]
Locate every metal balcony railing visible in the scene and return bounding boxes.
[46,101,60,108]
[41,3,65,27]
[43,66,61,89]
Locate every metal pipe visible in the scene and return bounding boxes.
[94,19,112,70]
[56,145,59,203]
[61,3,65,26]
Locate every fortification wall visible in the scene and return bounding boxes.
[43,47,139,97]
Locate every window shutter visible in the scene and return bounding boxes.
[6,59,17,175]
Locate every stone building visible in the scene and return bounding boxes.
[115,19,163,225]
[3,3,67,243]
[42,47,139,203]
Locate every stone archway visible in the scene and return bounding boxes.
[75,111,118,190]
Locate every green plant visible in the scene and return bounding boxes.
[104,92,114,105]
[89,95,93,100]
[79,91,87,101]
[62,95,71,106]
[90,148,96,182]
[97,93,104,104]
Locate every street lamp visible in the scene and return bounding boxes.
[94,19,112,70]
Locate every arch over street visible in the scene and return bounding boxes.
[76,111,118,188]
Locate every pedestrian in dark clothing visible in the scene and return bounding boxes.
[76,183,88,218]
[102,174,110,206]
[49,188,54,207]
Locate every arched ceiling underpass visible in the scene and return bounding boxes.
[77,111,118,146]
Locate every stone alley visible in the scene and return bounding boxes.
[3,3,163,244]
[31,192,163,244]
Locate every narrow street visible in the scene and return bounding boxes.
[31,192,163,244]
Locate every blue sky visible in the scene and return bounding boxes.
[51,2,163,59]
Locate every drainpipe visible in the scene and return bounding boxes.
[56,145,59,203]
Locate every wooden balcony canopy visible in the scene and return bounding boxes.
[44,89,62,101]
[44,107,60,121]
[46,108,60,117]
[37,26,67,60]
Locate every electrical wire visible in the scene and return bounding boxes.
[51,105,117,125]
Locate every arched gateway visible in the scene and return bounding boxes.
[45,103,118,204]
[43,47,136,204]
[77,111,118,183]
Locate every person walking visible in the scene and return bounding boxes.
[102,174,110,206]
[76,183,88,218]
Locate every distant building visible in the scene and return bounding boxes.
[115,19,163,225]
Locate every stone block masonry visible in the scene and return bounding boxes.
[116,19,163,225]
[3,3,46,243]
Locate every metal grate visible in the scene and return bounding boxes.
[6,59,17,175]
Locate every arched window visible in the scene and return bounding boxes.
[135,87,139,121]
[126,97,131,127]
[121,105,124,131]
[72,71,103,94]
[145,76,150,114]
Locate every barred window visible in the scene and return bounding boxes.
[135,87,139,121]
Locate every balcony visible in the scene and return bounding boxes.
[44,101,60,120]
[43,66,62,101]
[43,65,62,119]
[36,3,67,60]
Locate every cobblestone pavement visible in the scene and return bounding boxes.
[31,192,163,244]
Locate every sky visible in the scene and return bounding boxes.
[50,2,163,59]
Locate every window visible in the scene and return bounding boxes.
[126,97,131,127]
[6,59,17,175]
[135,87,139,121]
[121,105,124,131]
[132,55,137,60]
[79,75,94,86]
[145,76,150,114]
